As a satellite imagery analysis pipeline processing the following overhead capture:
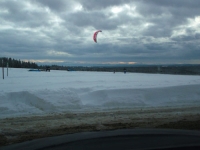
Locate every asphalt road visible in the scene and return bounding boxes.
[1,128,200,150]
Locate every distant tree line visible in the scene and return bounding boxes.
[1,57,200,75]
[0,57,38,68]
[41,65,200,75]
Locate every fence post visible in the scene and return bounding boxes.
[2,59,4,79]
[7,62,8,76]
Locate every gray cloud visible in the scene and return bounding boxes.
[34,0,74,12]
[78,0,131,10]
[0,0,200,65]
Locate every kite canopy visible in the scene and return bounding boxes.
[93,30,102,43]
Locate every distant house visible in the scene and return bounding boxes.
[123,68,127,74]
[46,66,50,72]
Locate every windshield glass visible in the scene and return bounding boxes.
[0,0,200,147]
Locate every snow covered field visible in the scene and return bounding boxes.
[1,68,200,145]
[1,68,200,119]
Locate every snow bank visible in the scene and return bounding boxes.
[0,68,200,119]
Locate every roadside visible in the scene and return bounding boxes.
[0,106,200,147]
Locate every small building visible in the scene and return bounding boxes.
[46,66,50,72]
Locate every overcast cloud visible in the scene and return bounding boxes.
[0,0,200,65]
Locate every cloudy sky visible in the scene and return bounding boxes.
[0,0,200,66]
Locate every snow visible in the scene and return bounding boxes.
[0,68,200,119]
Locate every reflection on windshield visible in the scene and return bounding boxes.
[1,0,200,147]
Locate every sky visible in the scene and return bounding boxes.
[0,0,200,66]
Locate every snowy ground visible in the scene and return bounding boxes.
[0,68,200,145]
[1,68,200,118]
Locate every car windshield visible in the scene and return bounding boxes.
[0,0,200,148]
